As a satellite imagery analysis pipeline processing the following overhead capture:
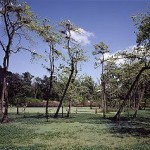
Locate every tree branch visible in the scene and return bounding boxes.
[0,40,6,52]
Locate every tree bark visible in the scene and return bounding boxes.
[90,101,93,109]
[0,77,6,117]
[45,45,54,121]
[1,52,10,123]
[102,54,106,118]
[1,79,9,123]
[62,106,64,118]
[133,85,145,118]
[144,98,146,110]
[113,66,150,121]
[0,8,14,122]
[0,77,5,117]
[66,100,71,118]
[16,98,19,115]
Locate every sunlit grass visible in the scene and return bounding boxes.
[0,107,149,150]
[9,106,99,114]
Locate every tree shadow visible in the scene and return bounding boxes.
[8,111,150,138]
[107,115,150,138]
[111,126,150,137]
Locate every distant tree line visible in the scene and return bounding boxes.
[0,69,100,107]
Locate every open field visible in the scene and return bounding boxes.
[0,107,150,150]
[8,107,99,114]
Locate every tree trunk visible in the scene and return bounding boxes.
[62,106,64,118]
[144,97,147,110]
[113,66,150,121]
[16,98,19,115]
[34,89,37,99]
[95,108,98,114]
[1,53,10,123]
[54,64,74,118]
[101,54,106,118]
[45,45,54,121]
[90,101,93,109]
[0,78,5,117]
[45,98,49,121]
[76,107,77,114]
[133,86,145,118]
[127,96,131,119]
[103,93,106,118]
[66,100,71,118]
[1,84,9,123]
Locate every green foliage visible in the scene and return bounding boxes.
[132,12,150,49]
[93,41,109,55]
[23,97,43,103]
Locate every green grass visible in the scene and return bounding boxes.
[0,107,149,150]
[9,107,97,114]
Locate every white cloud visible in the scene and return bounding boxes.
[115,56,125,65]
[115,45,139,65]
[104,53,112,60]
[103,52,123,65]
[71,28,94,46]
[102,45,137,65]
[125,45,136,52]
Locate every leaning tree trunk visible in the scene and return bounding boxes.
[54,63,74,118]
[62,106,64,118]
[133,85,145,118]
[113,66,150,121]
[143,85,148,110]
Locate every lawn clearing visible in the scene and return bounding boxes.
[0,107,150,150]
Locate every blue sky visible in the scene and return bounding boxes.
[0,0,149,82]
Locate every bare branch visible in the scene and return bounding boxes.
[0,40,6,52]
[15,46,42,58]
[14,32,22,46]
[3,13,10,38]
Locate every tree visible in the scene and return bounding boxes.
[114,12,150,121]
[80,75,96,109]
[22,72,34,98]
[37,19,61,120]
[93,42,109,118]
[7,73,24,114]
[0,0,39,122]
[103,61,121,110]
[32,77,43,99]
[54,20,86,118]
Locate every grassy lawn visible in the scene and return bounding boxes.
[0,107,149,150]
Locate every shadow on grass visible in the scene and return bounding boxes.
[9,112,111,125]
[8,110,150,138]
[112,126,150,137]
[107,110,150,138]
